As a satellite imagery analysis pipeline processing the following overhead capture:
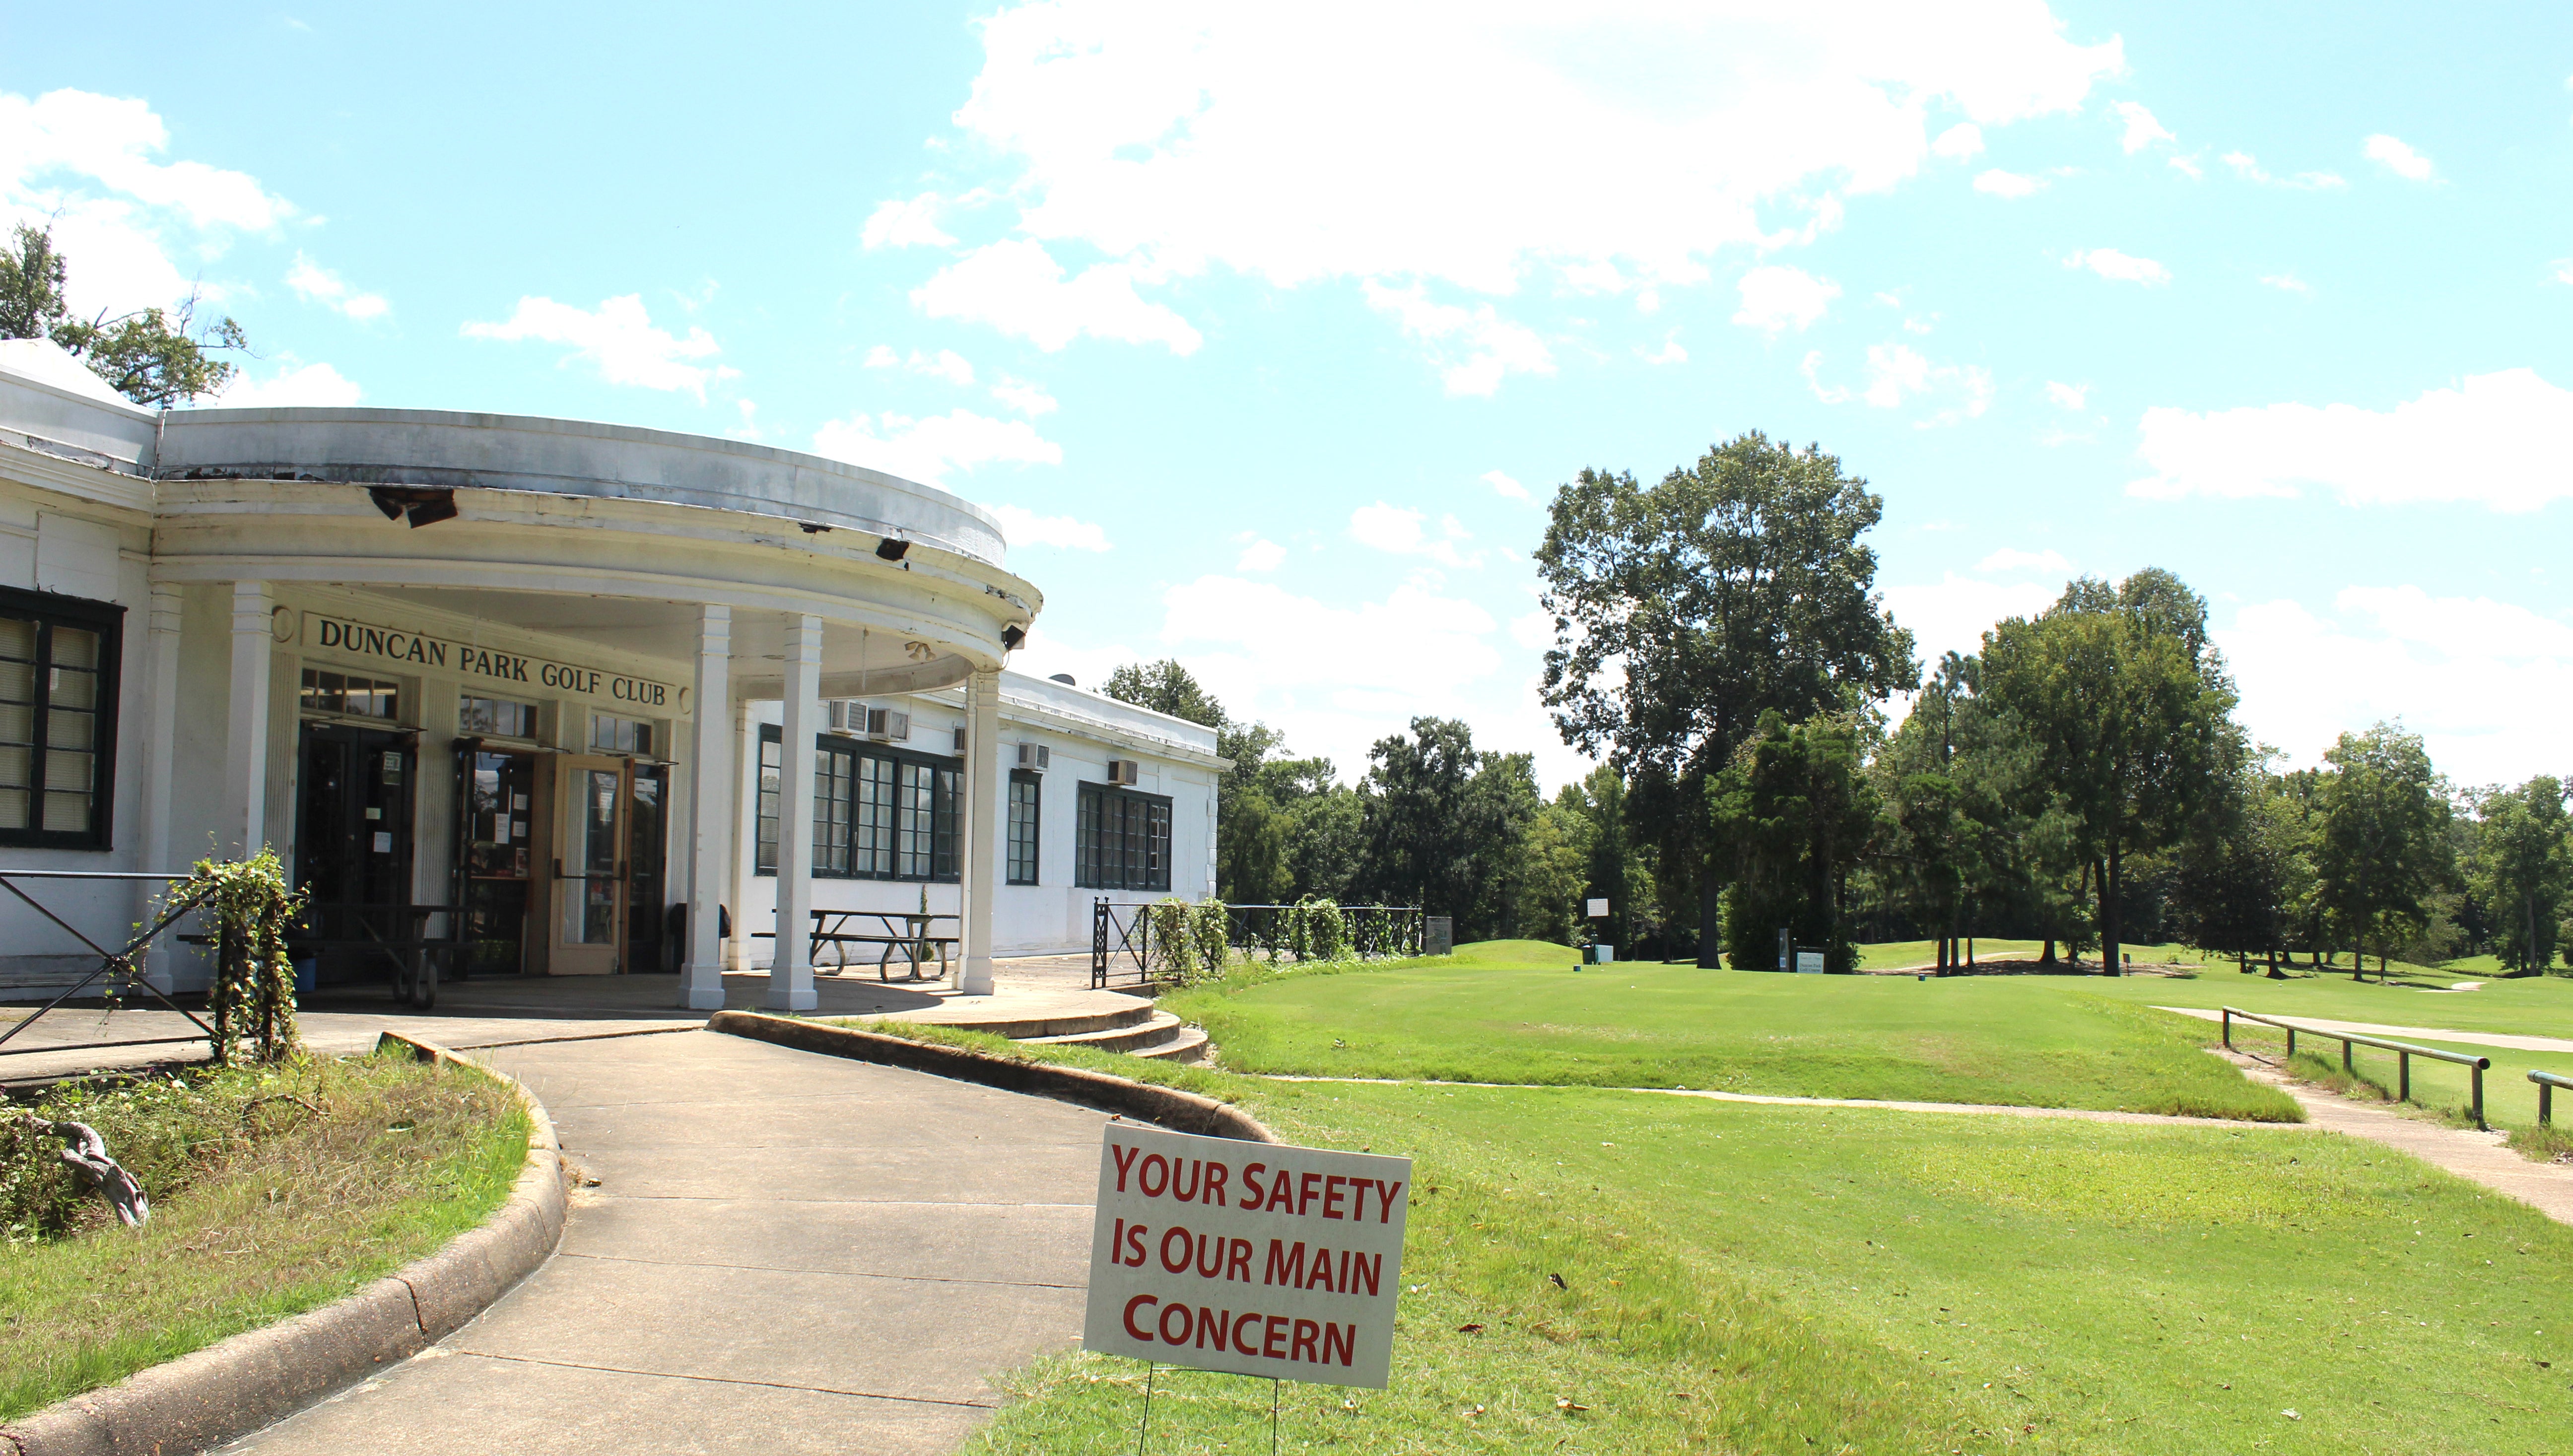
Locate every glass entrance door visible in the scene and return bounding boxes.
[624,764,670,974]
[294,723,416,981]
[458,744,540,977]
[550,754,627,976]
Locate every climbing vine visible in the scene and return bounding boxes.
[1191,897,1232,976]
[1288,897,1351,963]
[1148,897,1199,983]
[188,849,305,1066]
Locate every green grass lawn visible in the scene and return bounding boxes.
[864,1025,2573,1455]
[1166,943,2299,1120]
[2075,965,2573,1043]
[0,1049,529,1422]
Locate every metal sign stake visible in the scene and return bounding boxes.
[1133,1359,1154,1456]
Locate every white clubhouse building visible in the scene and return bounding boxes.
[0,342,1218,1007]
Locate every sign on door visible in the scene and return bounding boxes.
[1083,1124,1410,1389]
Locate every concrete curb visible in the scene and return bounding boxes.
[0,1035,567,1456]
[709,1010,1277,1143]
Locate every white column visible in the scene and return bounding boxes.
[221,581,273,857]
[767,613,821,1011]
[678,603,732,1011]
[135,581,185,989]
[726,697,756,971]
[958,667,1003,996]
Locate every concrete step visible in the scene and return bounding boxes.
[1026,1008,1189,1055]
[922,1002,1157,1040]
[1132,1026,1211,1064]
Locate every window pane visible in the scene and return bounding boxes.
[45,708,92,751]
[0,743,27,788]
[0,702,30,745]
[42,790,89,832]
[50,627,96,671]
[43,749,90,792]
[47,666,93,710]
[755,736,780,873]
[0,616,33,662]
[0,787,23,829]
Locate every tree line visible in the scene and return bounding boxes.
[1118,432,2572,975]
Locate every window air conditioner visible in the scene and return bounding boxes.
[878,709,911,743]
[825,700,862,736]
[1016,742,1050,772]
[1107,758,1140,786]
[952,726,967,753]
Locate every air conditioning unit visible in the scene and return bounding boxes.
[827,701,909,741]
[1015,742,1050,772]
[1107,758,1140,786]
[952,726,967,753]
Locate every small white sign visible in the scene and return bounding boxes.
[372,831,394,854]
[1083,1124,1410,1389]
[1795,950,1825,974]
[1585,898,1609,918]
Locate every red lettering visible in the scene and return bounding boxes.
[1263,1239,1306,1288]
[1238,1163,1267,1209]
[1322,1175,1347,1219]
[1374,1181,1404,1223]
[1111,1217,1126,1263]
[1233,1312,1261,1356]
[1124,1223,1148,1266]
[1202,1161,1229,1206]
[1227,1237,1251,1282]
[1157,1302,1192,1346]
[1123,1295,1158,1341]
[1291,1319,1319,1363]
[1263,1315,1288,1359]
[1172,1158,1201,1202]
[1321,1321,1355,1367]
[1297,1171,1321,1216]
[1302,1247,1336,1293]
[1349,1177,1375,1220]
[1263,1169,1296,1214]
[1159,1224,1194,1274]
[1348,1250,1380,1297]
[1140,1154,1169,1197]
[1111,1143,1139,1191]
[1196,1306,1231,1350]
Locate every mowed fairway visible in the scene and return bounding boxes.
[1166,942,2301,1120]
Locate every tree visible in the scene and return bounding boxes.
[1977,571,2241,976]
[1354,717,1540,942]
[2469,776,2569,975]
[2168,766,2308,967]
[1708,710,1878,972]
[1515,790,1599,945]
[1103,659,1224,728]
[0,223,249,405]
[1534,433,1916,964]
[2309,723,2454,979]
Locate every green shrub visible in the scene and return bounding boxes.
[1190,897,1231,974]
[1147,898,1197,981]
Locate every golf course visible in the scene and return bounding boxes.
[899,940,2573,1455]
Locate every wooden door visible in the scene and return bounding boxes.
[550,754,629,975]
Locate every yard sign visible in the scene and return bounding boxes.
[1083,1124,1410,1389]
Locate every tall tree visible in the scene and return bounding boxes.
[2309,723,2454,979]
[1708,710,1878,971]
[1978,571,2241,975]
[0,222,249,405]
[1534,433,1915,964]
[1103,659,1224,728]
[2469,775,2568,975]
[1354,717,1540,941]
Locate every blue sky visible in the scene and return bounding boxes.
[8,2,2571,792]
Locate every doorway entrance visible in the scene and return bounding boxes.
[451,745,669,977]
[294,722,416,983]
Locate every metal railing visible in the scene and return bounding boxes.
[2531,1069,2573,1127]
[1089,900,1426,989]
[2222,1005,2490,1128]
[0,870,213,1061]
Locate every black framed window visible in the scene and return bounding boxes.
[1074,782,1170,892]
[300,667,399,720]
[756,725,957,882]
[0,586,123,850]
[1006,772,1040,885]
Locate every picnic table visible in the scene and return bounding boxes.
[755,909,960,983]
[185,902,463,1010]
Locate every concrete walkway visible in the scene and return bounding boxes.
[2157,1004,2573,1057]
[221,1028,1108,1455]
[1259,1074,2306,1128]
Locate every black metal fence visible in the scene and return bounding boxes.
[1091,900,1426,990]
[0,870,213,1063]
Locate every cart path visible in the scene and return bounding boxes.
[1256,1074,2308,1128]
[2155,1005,2573,1056]
[2215,1048,2573,1226]
[220,1028,1110,1456]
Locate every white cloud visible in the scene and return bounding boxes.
[211,358,362,408]
[1731,265,1840,335]
[0,89,297,318]
[1348,501,1483,568]
[988,375,1059,416]
[864,345,900,369]
[462,294,734,399]
[2064,248,2170,285]
[283,253,387,320]
[861,192,955,249]
[1641,331,1688,365]
[728,398,762,442]
[2111,100,2176,153]
[2363,133,2435,181]
[2217,588,2573,784]
[1804,343,1993,425]
[2220,151,2345,190]
[2129,367,2573,512]
[937,5,2121,361]
[1235,537,1287,572]
[1360,280,1552,396]
[811,407,1063,486]
[1931,123,1985,160]
[2044,380,2089,410]
[914,238,1201,354]
[914,348,976,385]
[2555,259,2573,287]
[2259,272,2313,295]
[1972,168,2044,198]
[1509,605,1557,651]
[1882,572,2059,664]
[1159,575,1503,706]
[989,502,1111,551]
[1481,469,1530,501]
[1975,546,2073,576]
